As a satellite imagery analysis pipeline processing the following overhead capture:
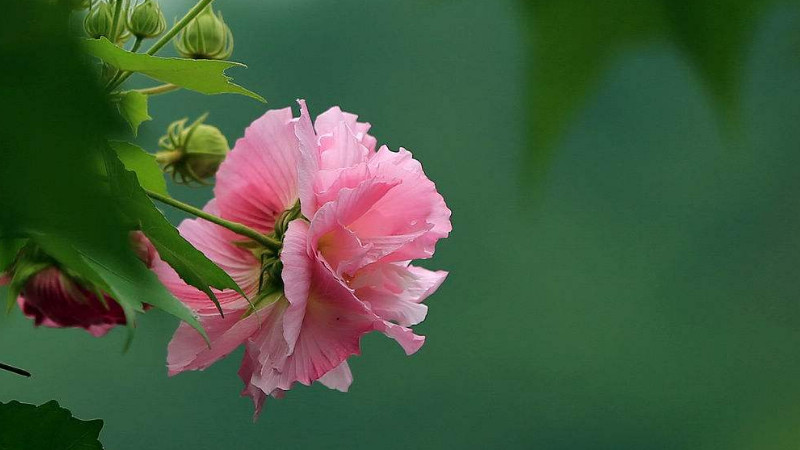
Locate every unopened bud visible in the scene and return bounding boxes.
[174,5,233,60]
[84,1,114,39]
[127,0,166,39]
[156,114,229,184]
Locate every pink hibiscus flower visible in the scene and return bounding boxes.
[157,101,451,416]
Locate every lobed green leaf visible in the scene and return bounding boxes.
[110,141,168,196]
[115,90,152,135]
[83,37,265,102]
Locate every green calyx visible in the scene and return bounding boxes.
[174,4,233,60]
[235,201,304,307]
[5,248,52,312]
[155,114,229,184]
[127,0,166,39]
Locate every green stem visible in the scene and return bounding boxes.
[107,0,215,91]
[130,36,143,53]
[144,189,281,251]
[110,0,124,44]
[135,83,180,96]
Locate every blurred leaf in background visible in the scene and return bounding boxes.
[521,0,786,177]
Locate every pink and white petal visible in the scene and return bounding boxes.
[167,309,261,375]
[249,221,375,394]
[308,205,370,277]
[318,361,353,392]
[309,178,401,275]
[313,163,371,209]
[318,121,370,172]
[351,264,447,325]
[215,108,300,233]
[313,106,377,152]
[375,320,426,355]
[295,99,320,218]
[355,146,452,262]
[238,348,267,419]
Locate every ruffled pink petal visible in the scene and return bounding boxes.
[318,121,370,174]
[314,106,377,153]
[309,178,402,275]
[167,309,261,375]
[295,99,320,219]
[248,221,376,397]
[355,146,452,263]
[215,108,301,233]
[375,320,425,355]
[318,361,353,392]
[351,263,448,326]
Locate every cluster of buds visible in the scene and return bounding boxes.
[83,0,166,43]
[155,114,230,184]
[82,1,234,60]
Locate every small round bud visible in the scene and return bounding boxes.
[84,1,114,39]
[174,5,234,60]
[127,0,166,39]
[156,114,230,184]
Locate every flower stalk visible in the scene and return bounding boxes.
[144,189,281,251]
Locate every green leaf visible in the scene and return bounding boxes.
[110,141,167,196]
[0,238,26,272]
[115,90,151,135]
[104,146,244,317]
[0,400,104,450]
[83,37,265,102]
[520,0,778,177]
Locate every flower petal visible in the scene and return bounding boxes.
[351,263,448,326]
[247,220,375,397]
[295,99,319,219]
[314,106,377,152]
[318,361,353,392]
[167,309,261,375]
[215,107,300,233]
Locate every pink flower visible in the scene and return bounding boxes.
[158,101,451,417]
[3,232,156,337]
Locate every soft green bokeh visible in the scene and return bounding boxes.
[3,0,800,448]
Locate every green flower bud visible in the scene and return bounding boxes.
[84,1,114,39]
[174,5,233,60]
[127,0,166,39]
[84,0,130,44]
[156,114,229,184]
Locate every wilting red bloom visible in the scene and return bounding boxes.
[15,268,127,337]
[3,232,156,337]
[156,100,451,417]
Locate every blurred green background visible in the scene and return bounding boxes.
[4,0,800,448]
